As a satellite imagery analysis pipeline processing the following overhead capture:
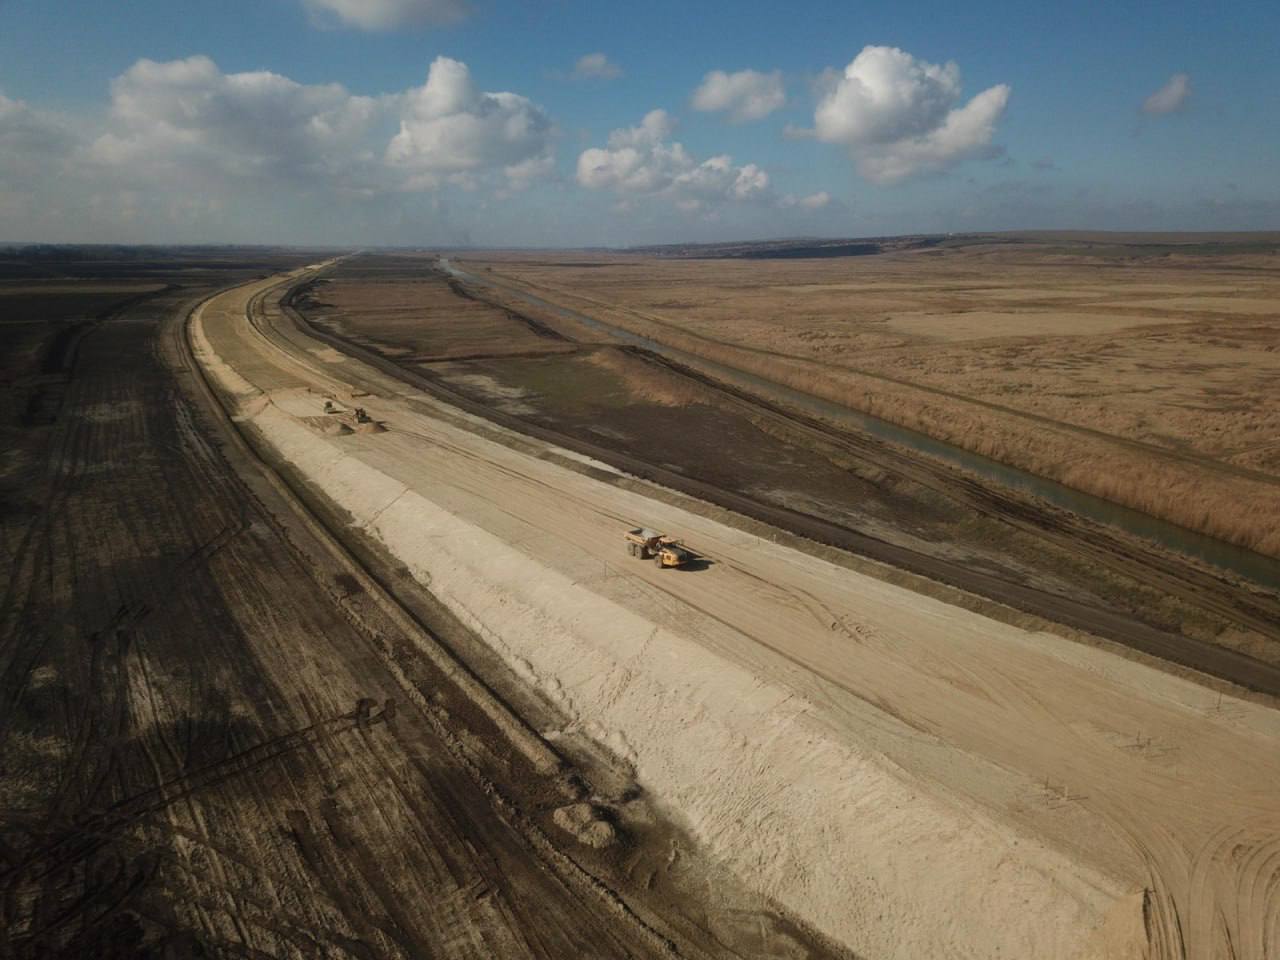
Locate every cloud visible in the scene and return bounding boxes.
[572,53,622,81]
[89,56,385,191]
[387,57,555,190]
[302,0,469,30]
[0,92,76,180]
[1142,73,1191,115]
[576,109,771,211]
[691,69,785,123]
[85,55,554,197]
[781,190,832,210]
[808,45,1010,184]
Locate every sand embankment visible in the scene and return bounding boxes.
[253,403,1130,958]
[191,294,1144,959]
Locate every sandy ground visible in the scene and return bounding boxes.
[195,265,1280,959]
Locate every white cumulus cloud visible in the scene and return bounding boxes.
[0,92,75,180]
[84,55,554,197]
[809,45,1009,184]
[90,56,384,189]
[572,53,623,81]
[302,0,469,30]
[387,57,555,190]
[782,190,832,210]
[1142,73,1191,115]
[691,69,785,123]
[576,109,771,212]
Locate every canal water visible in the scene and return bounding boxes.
[439,259,1280,590]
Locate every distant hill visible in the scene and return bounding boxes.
[626,231,1280,260]
[627,235,948,259]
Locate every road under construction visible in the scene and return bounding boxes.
[5,254,1278,959]
[186,261,1280,958]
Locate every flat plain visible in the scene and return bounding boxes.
[458,238,1280,557]
[247,249,1280,958]
[299,251,1280,672]
[6,239,1280,960]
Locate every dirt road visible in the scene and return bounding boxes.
[294,276,1280,691]
[1,275,812,958]
[290,256,1280,688]
[428,260,1280,643]
[193,266,1280,958]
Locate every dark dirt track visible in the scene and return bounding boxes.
[0,277,706,958]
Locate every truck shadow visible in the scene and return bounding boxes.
[674,557,713,572]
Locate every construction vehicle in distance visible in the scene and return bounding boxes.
[625,528,690,569]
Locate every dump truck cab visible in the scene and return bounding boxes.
[624,527,689,568]
[652,539,690,568]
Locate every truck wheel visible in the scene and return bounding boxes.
[628,543,636,557]
[654,555,663,568]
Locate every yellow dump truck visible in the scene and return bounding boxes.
[625,527,690,568]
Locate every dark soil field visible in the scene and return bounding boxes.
[304,267,579,361]
[295,255,1280,686]
[0,255,837,959]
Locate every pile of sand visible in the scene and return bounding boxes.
[552,803,620,849]
[303,415,354,436]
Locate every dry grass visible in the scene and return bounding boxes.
[460,244,1280,558]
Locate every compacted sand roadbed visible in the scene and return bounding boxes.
[194,266,1280,960]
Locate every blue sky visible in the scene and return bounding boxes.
[1,0,1276,245]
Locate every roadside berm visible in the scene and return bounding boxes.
[191,272,1280,960]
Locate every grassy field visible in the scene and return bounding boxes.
[459,240,1280,558]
